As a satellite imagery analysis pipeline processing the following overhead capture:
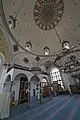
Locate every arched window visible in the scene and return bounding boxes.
[50,68,64,89]
[41,77,48,87]
[42,77,47,83]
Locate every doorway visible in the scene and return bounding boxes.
[30,75,40,101]
[19,77,28,104]
[33,89,35,96]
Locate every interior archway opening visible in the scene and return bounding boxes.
[50,67,64,96]
[13,73,28,105]
[30,75,40,101]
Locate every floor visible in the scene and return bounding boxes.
[8,95,80,120]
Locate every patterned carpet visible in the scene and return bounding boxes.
[8,95,80,120]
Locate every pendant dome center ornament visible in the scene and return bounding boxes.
[34,0,64,30]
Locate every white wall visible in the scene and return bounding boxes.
[12,52,38,68]
[0,67,8,93]
[3,82,11,93]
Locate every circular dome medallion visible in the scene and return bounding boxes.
[34,0,64,30]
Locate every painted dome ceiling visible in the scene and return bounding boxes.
[1,0,80,56]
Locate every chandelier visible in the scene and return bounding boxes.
[43,46,50,55]
[8,0,25,29]
[8,15,16,29]
[62,40,70,50]
[54,49,80,73]
[25,41,32,51]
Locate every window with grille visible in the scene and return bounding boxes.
[50,68,64,89]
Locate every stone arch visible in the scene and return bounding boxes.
[30,75,40,82]
[30,75,40,100]
[41,77,48,86]
[37,74,49,83]
[13,73,28,104]
[14,73,28,81]
[41,77,48,83]
[47,64,59,74]
[12,69,34,82]
[50,67,60,74]
[37,74,51,97]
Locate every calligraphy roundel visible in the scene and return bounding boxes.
[34,0,64,30]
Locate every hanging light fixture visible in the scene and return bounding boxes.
[62,40,70,50]
[8,0,25,29]
[8,15,16,29]
[26,41,32,51]
[54,28,70,51]
[43,45,50,55]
